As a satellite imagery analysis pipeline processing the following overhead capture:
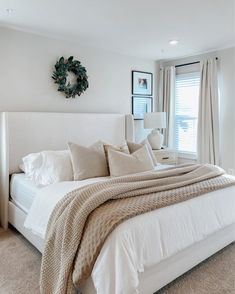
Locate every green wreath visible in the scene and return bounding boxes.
[52,56,89,98]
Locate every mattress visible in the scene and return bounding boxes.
[10,173,40,213]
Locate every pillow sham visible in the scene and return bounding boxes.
[68,141,109,180]
[22,150,73,186]
[107,145,154,177]
[127,139,158,166]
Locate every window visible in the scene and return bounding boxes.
[174,72,200,156]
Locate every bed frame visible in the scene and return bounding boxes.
[0,111,234,294]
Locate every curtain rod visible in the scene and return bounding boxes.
[175,57,218,68]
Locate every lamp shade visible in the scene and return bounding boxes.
[144,112,166,129]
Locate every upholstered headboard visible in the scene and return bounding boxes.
[0,112,134,228]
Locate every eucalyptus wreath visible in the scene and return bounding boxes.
[52,56,89,98]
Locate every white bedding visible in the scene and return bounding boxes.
[24,176,108,237]
[10,174,40,213]
[24,171,235,294]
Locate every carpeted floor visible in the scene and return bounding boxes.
[0,228,41,294]
[0,228,234,294]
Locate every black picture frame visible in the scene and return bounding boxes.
[132,70,153,96]
[132,96,153,120]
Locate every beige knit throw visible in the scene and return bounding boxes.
[40,164,235,294]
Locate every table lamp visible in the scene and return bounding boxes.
[144,112,166,150]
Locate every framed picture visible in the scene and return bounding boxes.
[132,96,153,120]
[132,70,153,96]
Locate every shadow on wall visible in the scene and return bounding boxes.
[134,120,151,143]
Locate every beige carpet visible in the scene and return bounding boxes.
[0,228,41,294]
[0,228,234,294]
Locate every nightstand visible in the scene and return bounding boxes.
[153,149,178,165]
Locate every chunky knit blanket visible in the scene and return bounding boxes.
[40,164,235,294]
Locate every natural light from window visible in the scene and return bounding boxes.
[175,72,200,154]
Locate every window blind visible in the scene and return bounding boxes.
[175,72,200,154]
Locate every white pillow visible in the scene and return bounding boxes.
[107,145,155,177]
[22,150,73,186]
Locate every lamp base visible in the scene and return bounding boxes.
[147,129,164,150]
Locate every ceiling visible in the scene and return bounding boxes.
[0,0,234,60]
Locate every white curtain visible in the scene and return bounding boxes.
[197,59,219,165]
[159,66,175,147]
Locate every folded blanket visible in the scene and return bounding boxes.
[40,164,235,294]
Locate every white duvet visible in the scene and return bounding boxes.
[24,170,235,294]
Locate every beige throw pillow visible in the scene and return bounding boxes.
[103,142,130,155]
[127,139,157,166]
[107,145,154,177]
[68,141,109,180]
[103,142,130,167]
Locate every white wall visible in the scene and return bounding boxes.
[161,47,235,171]
[0,27,157,141]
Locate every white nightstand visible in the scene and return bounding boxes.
[152,149,178,165]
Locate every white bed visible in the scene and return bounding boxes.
[0,112,235,294]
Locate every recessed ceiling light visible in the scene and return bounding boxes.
[5,8,14,14]
[169,39,179,46]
